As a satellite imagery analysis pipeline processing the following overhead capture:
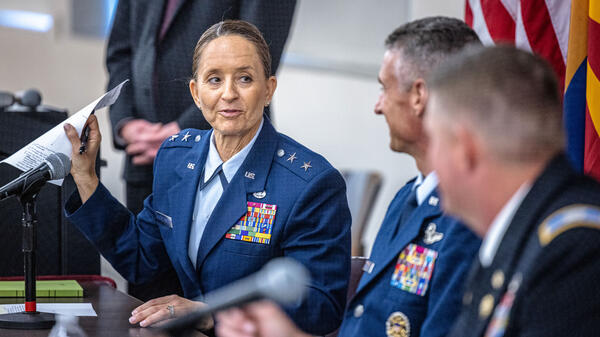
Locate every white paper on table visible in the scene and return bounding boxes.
[0,79,128,185]
[0,303,97,316]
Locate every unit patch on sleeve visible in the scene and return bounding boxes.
[390,243,438,296]
[225,202,277,244]
[538,204,600,246]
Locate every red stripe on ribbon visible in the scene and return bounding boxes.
[520,0,566,92]
[480,0,515,42]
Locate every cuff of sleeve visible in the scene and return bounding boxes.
[64,182,104,218]
[114,117,134,147]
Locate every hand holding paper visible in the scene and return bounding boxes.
[0,80,128,186]
[64,115,100,203]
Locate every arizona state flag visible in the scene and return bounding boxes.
[564,0,600,180]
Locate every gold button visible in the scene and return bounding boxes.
[491,270,505,290]
[479,294,494,319]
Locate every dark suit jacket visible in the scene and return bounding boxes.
[338,179,480,337]
[106,0,296,182]
[65,118,351,335]
[449,154,600,337]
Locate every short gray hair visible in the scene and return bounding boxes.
[385,16,481,88]
[429,45,565,162]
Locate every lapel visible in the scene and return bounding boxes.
[194,118,278,270]
[354,186,443,296]
[469,154,572,336]
[167,133,210,284]
[143,0,165,43]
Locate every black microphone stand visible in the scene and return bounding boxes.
[0,178,55,329]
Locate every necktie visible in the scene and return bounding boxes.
[159,0,179,41]
[199,163,228,191]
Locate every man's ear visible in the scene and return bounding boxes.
[189,79,202,108]
[411,78,429,118]
[455,123,480,173]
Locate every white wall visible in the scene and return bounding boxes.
[274,0,466,254]
[0,0,464,289]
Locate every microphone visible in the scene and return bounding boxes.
[0,153,71,201]
[0,89,42,109]
[159,257,310,336]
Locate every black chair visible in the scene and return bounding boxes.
[341,170,383,256]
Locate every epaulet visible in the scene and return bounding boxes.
[273,135,331,182]
[538,204,600,246]
[161,129,207,149]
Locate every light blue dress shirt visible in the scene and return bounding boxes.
[188,119,264,268]
[414,171,439,206]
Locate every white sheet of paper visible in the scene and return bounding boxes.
[0,303,97,316]
[0,80,128,185]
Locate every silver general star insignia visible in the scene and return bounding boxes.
[301,161,312,172]
[287,152,297,163]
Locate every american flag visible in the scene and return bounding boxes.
[465,0,600,180]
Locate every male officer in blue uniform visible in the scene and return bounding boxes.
[215,17,482,337]
[426,46,600,336]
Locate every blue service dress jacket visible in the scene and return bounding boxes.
[64,118,351,335]
[449,154,600,337]
[338,179,481,337]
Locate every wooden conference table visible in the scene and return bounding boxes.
[0,281,207,337]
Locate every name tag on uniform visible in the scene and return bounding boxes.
[390,243,438,296]
[225,202,277,244]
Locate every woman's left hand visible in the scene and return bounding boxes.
[129,294,211,328]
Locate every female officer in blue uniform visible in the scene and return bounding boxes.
[63,20,351,335]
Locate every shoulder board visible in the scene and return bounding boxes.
[273,136,331,182]
[161,129,207,149]
[538,204,600,246]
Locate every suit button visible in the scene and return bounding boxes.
[353,304,364,318]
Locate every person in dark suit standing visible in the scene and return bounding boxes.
[106,0,296,301]
[215,17,482,337]
[424,46,600,336]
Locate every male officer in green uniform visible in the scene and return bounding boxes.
[426,46,600,337]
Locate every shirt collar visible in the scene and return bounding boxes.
[479,182,532,267]
[414,172,439,206]
[204,119,264,183]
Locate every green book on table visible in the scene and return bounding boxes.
[0,280,83,297]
